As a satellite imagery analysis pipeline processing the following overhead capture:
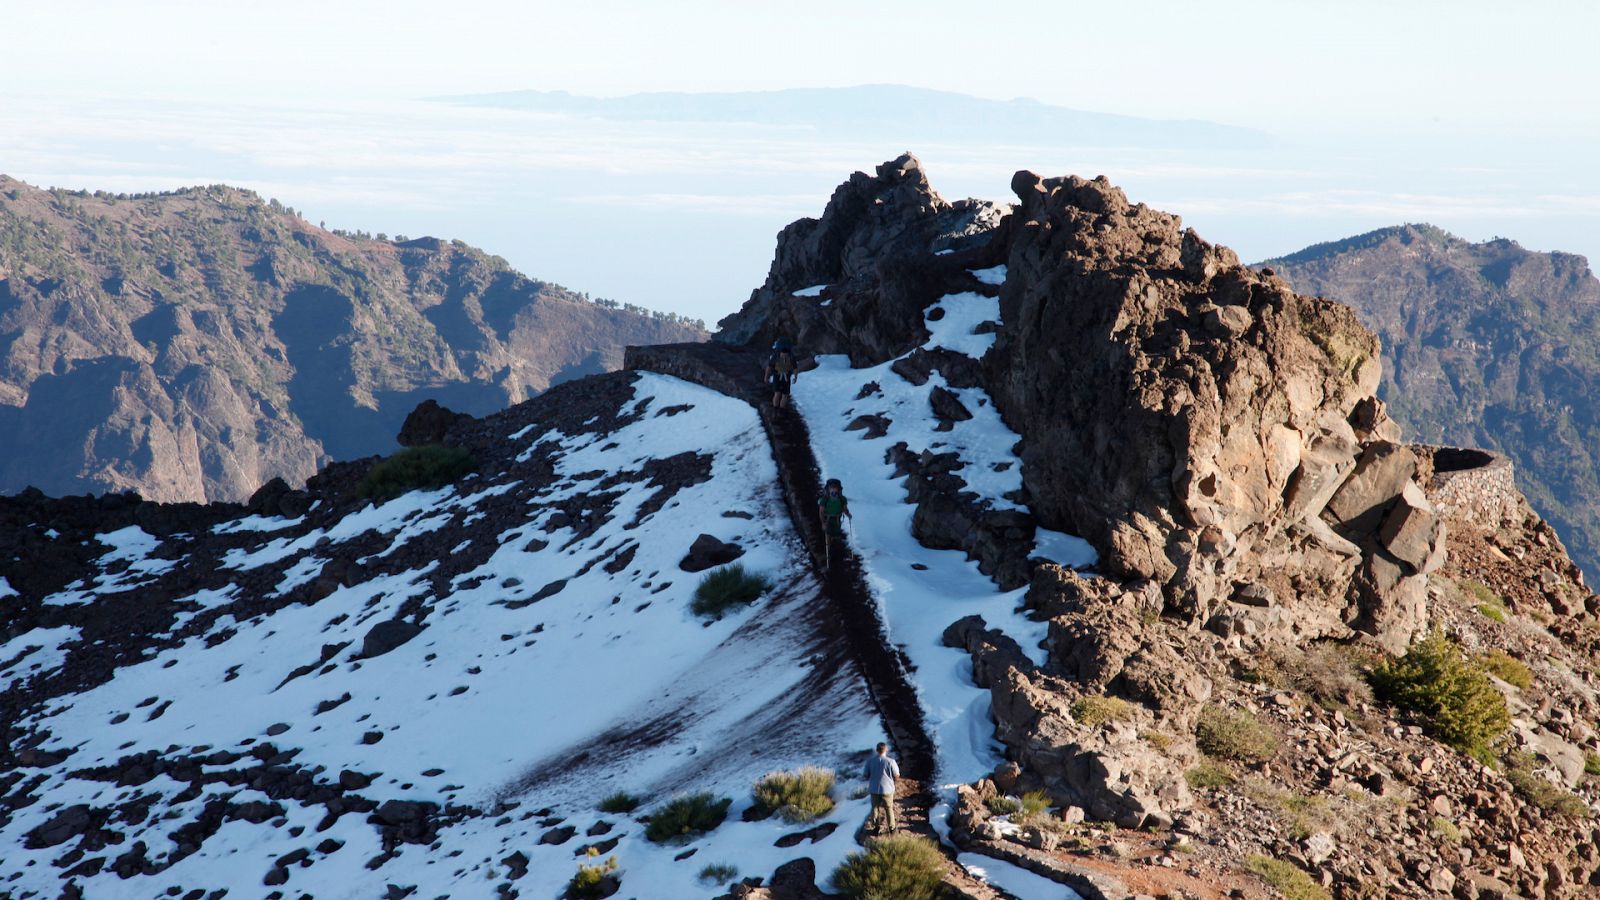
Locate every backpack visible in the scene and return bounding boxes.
[771,350,795,376]
[819,494,847,519]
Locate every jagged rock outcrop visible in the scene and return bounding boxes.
[716,153,1005,363]
[725,155,1446,652]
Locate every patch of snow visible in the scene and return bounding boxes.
[793,291,1099,815]
[934,248,955,256]
[213,514,304,535]
[274,556,324,595]
[959,853,1082,898]
[924,291,1000,358]
[0,625,79,692]
[793,283,828,297]
[1,372,884,898]
[0,576,14,599]
[1033,527,1098,570]
[969,264,1007,285]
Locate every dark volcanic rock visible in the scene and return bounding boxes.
[716,152,1006,364]
[678,533,745,572]
[361,620,423,658]
[397,400,467,448]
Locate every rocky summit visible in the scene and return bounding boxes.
[0,176,705,504]
[3,156,1599,900]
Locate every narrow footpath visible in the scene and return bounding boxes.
[627,342,935,783]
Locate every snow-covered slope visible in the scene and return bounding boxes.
[793,265,1094,893]
[1,372,881,899]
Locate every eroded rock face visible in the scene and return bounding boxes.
[729,155,1447,651]
[716,152,1006,364]
[981,171,1448,646]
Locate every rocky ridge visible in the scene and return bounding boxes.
[719,154,1600,897]
[0,176,705,504]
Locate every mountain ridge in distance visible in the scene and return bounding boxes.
[0,175,706,504]
[1264,222,1600,578]
[432,83,1270,149]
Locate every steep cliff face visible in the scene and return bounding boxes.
[0,176,706,503]
[1264,224,1600,581]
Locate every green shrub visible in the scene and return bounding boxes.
[1506,756,1590,819]
[985,795,1023,816]
[1481,649,1532,689]
[567,854,620,899]
[1369,632,1510,761]
[1195,707,1280,763]
[1070,695,1135,727]
[1464,581,1509,622]
[356,444,475,501]
[597,791,640,814]
[691,564,772,618]
[830,833,946,900]
[753,766,836,822]
[697,863,738,884]
[1244,855,1329,900]
[1185,761,1236,789]
[644,793,732,842]
[1585,752,1600,778]
[1430,815,1462,843]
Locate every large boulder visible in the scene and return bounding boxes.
[678,534,744,572]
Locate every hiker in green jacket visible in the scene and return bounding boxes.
[818,478,852,568]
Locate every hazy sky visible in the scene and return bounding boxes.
[3,1,1597,321]
[8,0,1596,136]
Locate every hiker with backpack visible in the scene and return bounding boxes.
[818,478,852,568]
[765,339,798,409]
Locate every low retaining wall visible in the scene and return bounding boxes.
[1411,445,1523,531]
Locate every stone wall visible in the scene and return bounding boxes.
[1412,444,1523,531]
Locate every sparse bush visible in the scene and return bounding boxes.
[753,766,836,822]
[567,853,620,899]
[644,793,731,842]
[1195,707,1280,763]
[597,791,640,814]
[1585,752,1600,778]
[1477,602,1508,623]
[691,564,772,618]
[1245,855,1330,900]
[1070,695,1135,727]
[1185,762,1236,789]
[698,863,738,884]
[1244,780,1335,840]
[356,444,475,501]
[1430,816,1462,843]
[1287,644,1375,708]
[1506,755,1590,819]
[1018,790,1051,818]
[830,833,946,900]
[1481,649,1532,689]
[1369,632,1510,762]
[1142,730,1173,751]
